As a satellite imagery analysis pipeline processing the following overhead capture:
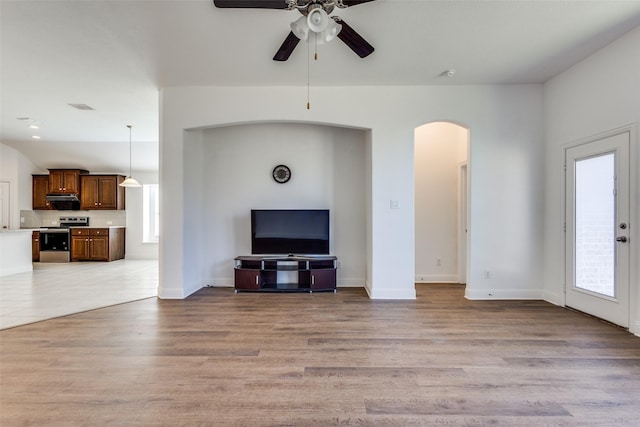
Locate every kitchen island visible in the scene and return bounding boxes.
[0,229,34,276]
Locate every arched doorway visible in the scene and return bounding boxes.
[414,121,470,285]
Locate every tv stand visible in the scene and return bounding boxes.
[234,255,337,293]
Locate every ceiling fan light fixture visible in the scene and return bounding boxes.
[291,15,310,40]
[319,19,342,43]
[307,6,329,33]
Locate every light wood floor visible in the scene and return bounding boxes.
[2,284,639,426]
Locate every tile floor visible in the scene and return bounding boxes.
[0,260,158,330]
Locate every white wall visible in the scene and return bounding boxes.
[0,143,38,229]
[415,122,468,283]
[199,122,366,288]
[543,26,640,335]
[160,84,545,300]
[124,171,159,260]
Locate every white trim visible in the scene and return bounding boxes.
[366,286,417,300]
[208,278,234,288]
[159,281,201,299]
[158,288,187,299]
[632,321,640,338]
[542,289,564,306]
[337,278,365,287]
[465,288,543,300]
[415,274,459,283]
[0,264,32,277]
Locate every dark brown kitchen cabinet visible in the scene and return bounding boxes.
[32,175,52,210]
[71,228,125,262]
[48,169,88,194]
[32,231,40,262]
[80,175,125,210]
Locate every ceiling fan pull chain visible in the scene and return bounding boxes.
[307,38,311,110]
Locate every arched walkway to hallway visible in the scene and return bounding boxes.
[414,121,470,286]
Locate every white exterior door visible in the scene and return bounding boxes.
[565,132,630,327]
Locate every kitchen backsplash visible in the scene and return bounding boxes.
[21,210,126,228]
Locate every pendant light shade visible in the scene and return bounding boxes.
[120,176,141,187]
[120,125,141,187]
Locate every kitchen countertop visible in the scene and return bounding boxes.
[67,226,126,229]
[2,228,36,233]
[21,226,126,230]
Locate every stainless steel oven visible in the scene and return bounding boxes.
[39,216,89,263]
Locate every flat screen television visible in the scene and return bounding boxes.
[251,209,330,255]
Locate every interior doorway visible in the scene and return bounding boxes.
[414,122,469,284]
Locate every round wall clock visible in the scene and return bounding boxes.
[272,164,291,184]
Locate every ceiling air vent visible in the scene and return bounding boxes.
[68,103,95,111]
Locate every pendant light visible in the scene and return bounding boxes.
[120,125,141,187]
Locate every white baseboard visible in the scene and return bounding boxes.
[366,286,416,300]
[159,281,201,299]
[337,278,365,287]
[542,289,564,306]
[632,321,640,338]
[207,278,233,288]
[415,274,459,283]
[465,288,543,300]
[158,288,187,299]
[0,264,32,277]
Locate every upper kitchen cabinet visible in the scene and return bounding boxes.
[32,175,52,210]
[80,175,125,210]
[48,169,88,194]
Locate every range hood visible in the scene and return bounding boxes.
[45,193,80,210]
[45,193,80,202]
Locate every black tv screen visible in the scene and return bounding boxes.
[251,209,330,255]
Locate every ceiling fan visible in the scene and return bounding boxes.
[213,0,376,61]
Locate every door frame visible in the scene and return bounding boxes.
[0,180,12,230]
[457,162,468,284]
[560,124,638,333]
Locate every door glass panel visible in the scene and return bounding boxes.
[574,153,615,297]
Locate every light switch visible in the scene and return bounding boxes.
[390,200,400,209]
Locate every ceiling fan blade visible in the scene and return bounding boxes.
[273,32,301,61]
[213,0,288,9]
[340,0,377,6]
[334,18,374,58]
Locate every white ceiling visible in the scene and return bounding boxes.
[2,0,640,174]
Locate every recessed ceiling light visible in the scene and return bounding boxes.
[32,135,41,139]
[442,69,456,77]
[29,124,40,129]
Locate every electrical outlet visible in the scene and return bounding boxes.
[107,221,113,225]
[336,261,342,269]
[484,270,491,279]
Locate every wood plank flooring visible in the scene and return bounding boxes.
[2,284,639,426]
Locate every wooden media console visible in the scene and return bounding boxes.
[234,255,337,293]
